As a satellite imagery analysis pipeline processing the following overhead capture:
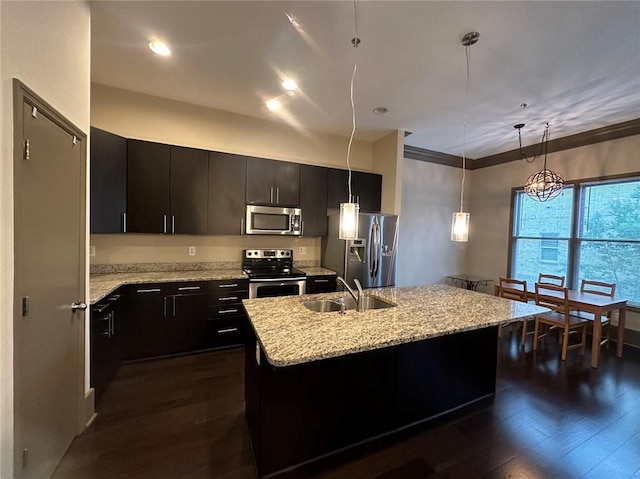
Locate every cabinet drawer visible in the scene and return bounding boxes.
[206,317,245,348]
[166,281,208,295]
[306,275,337,294]
[208,304,245,319]
[208,279,249,297]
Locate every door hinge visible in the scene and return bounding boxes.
[22,297,29,317]
[23,139,30,160]
[31,106,37,118]
[72,135,77,146]
[22,448,28,468]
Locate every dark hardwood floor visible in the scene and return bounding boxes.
[53,333,640,479]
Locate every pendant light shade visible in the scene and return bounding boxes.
[451,212,470,242]
[339,202,360,239]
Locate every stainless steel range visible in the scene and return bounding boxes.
[243,249,306,299]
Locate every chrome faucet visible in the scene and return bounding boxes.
[337,277,365,312]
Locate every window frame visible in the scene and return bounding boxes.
[507,171,640,312]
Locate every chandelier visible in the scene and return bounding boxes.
[515,123,565,201]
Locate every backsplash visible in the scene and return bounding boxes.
[90,234,321,268]
[90,259,319,275]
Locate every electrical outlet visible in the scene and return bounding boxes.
[298,247,307,255]
[188,246,196,256]
[89,245,96,257]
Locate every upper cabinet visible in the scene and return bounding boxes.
[300,164,328,237]
[208,152,247,235]
[327,169,382,213]
[246,157,300,207]
[127,140,208,234]
[90,128,127,233]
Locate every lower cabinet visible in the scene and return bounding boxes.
[306,275,337,294]
[90,292,122,403]
[118,280,247,361]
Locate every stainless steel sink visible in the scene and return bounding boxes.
[302,296,395,313]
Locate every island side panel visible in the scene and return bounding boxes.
[244,326,498,478]
[395,325,498,424]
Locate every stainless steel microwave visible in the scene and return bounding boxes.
[245,205,302,235]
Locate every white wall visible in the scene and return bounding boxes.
[0,2,91,476]
[467,134,640,331]
[396,158,467,287]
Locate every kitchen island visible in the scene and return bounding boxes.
[242,284,547,478]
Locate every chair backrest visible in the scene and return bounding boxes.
[535,283,570,318]
[538,273,565,287]
[498,277,528,302]
[580,280,615,298]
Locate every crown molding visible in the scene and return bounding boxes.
[404,118,640,170]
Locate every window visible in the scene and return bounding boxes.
[510,176,640,308]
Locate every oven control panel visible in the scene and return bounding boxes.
[244,249,292,259]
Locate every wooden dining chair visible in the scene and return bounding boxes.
[571,280,616,349]
[496,278,529,346]
[537,273,566,287]
[533,283,588,361]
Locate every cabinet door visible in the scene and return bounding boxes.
[170,146,208,235]
[300,165,328,236]
[353,171,382,213]
[127,140,171,233]
[119,284,167,360]
[327,168,349,209]
[90,127,127,233]
[246,157,275,204]
[273,160,300,206]
[170,293,208,353]
[208,152,246,235]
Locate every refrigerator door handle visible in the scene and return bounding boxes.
[369,221,376,279]
[374,222,381,280]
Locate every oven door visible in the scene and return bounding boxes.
[249,277,307,299]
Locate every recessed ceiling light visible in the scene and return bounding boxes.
[281,79,298,91]
[266,98,282,112]
[149,41,171,56]
[373,107,388,115]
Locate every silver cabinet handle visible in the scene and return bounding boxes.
[218,283,238,289]
[270,187,274,203]
[241,218,244,235]
[219,309,238,314]
[172,215,175,234]
[136,288,161,293]
[218,327,238,334]
[172,296,176,317]
[276,187,280,203]
[219,296,238,301]
[71,302,87,312]
[178,286,201,291]
[313,279,329,283]
[163,296,167,317]
[123,212,127,233]
[163,214,167,234]
[110,311,115,336]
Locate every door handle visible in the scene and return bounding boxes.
[276,187,280,203]
[163,214,167,234]
[71,302,87,312]
[172,215,175,234]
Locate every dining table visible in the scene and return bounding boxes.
[494,284,628,368]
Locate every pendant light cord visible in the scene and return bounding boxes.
[460,43,470,213]
[346,0,359,203]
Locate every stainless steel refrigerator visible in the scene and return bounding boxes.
[322,213,399,289]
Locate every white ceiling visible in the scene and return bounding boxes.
[90,1,640,159]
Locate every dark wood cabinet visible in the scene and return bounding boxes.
[327,169,382,213]
[90,127,127,233]
[246,157,300,206]
[206,279,249,348]
[208,152,246,235]
[300,164,328,236]
[127,140,171,233]
[306,275,337,294]
[90,292,122,403]
[127,140,208,234]
[169,146,209,235]
[167,283,208,353]
[119,283,168,360]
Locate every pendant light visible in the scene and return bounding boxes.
[451,31,479,243]
[339,2,361,240]
[516,123,565,201]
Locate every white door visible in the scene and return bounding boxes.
[13,84,86,479]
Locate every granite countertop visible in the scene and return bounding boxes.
[242,284,549,368]
[90,270,247,304]
[296,266,336,276]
